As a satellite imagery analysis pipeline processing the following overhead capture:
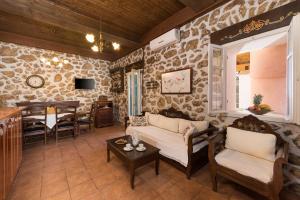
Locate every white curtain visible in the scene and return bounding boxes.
[127,69,142,116]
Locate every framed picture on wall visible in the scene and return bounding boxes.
[110,67,124,93]
[161,68,192,94]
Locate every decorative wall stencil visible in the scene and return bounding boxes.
[161,68,192,94]
[220,11,298,41]
[211,1,300,45]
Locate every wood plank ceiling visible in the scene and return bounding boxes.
[0,0,230,61]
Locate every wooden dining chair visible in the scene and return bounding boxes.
[22,105,48,144]
[55,104,77,143]
[77,103,95,134]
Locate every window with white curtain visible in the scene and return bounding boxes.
[127,69,142,116]
[208,14,300,124]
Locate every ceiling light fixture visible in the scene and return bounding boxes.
[91,45,99,52]
[85,18,121,53]
[40,56,69,67]
[52,57,59,62]
[85,34,95,43]
[112,42,120,50]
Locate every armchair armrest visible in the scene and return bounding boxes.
[208,130,226,163]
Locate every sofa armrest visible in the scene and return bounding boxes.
[187,126,218,155]
[125,116,130,129]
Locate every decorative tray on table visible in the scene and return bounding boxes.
[115,138,127,145]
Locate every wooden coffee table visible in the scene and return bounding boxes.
[106,135,160,189]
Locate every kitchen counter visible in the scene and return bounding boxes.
[0,106,23,200]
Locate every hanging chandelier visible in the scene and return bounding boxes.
[85,18,120,53]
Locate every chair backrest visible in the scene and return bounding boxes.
[17,101,80,108]
[22,105,46,117]
[22,106,47,129]
[228,115,284,147]
[55,105,77,124]
[89,103,96,119]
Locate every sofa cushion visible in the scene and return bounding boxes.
[126,125,207,167]
[225,127,276,161]
[215,149,274,183]
[145,112,179,133]
[178,119,209,134]
[159,115,179,133]
[129,116,148,126]
[182,123,196,145]
[145,112,160,127]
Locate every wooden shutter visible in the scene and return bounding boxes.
[208,44,226,114]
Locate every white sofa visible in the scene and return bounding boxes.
[125,108,216,178]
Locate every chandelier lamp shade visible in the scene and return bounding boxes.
[85,19,120,53]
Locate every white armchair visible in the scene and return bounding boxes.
[208,115,288,200]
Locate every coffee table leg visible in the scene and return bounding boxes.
[155,155,159,175]
[130,166,135,189]
[107,147,110,162]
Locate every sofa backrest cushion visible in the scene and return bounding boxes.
[159,115,179,133]
[178,119,209,134]
[129,116,148,126]
[145,112,179,133]
[145,112,160,127]
[225,127,276,161]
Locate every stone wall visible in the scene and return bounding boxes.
[111,0,300,195]
[0,42,112,112]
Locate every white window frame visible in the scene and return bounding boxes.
[290,14,300,125]
[208,44,226,114]
[208,15,300,123]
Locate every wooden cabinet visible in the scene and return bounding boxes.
[0,108,23,200]
[94,101,114,128]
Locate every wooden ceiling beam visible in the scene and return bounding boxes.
[178,0,215,12]
[0,11,90,49]
[0,31,115,61]
[0,0,140,47]
[0,10,116,61]
[141,0,230,45]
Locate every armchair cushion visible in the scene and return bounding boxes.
[225,127,276,161]
[215,149,274,183]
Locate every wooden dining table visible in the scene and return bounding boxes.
[23,113,72,129]
[17,101,80,129]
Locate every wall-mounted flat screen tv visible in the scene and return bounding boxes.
[75,78,95,89]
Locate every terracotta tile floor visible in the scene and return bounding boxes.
[8,125,270,200]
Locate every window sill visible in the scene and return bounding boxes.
[226,110,291,123]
